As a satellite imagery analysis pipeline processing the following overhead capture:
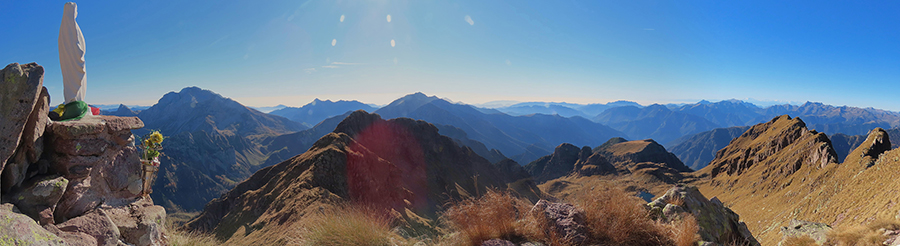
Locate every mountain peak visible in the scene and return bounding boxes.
[702,115,836,180]
[139,86,304,137]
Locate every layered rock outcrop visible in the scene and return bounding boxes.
[595,139,691,172]
[648,184,759,246]
[1,62,167,246]
[703,115,838,180]
[525,143,592,183]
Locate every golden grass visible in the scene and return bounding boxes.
[573,185,676,246]
[781,236,818,246]
[822,219,900,246]
[441,184,699,246]
[668,215,700,246]
[301,205,394,246]
[167,221,221,246]
[443,190,530,245]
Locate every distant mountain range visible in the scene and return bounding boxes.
[490,99,900,148]
[372,92,627,162]
[495,100,642,118]
[268,99,378,128]
[107,87,900,213]
[594,104,720,145]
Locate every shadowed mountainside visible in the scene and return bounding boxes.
[184,110,543,244]
[668,126,751,170]
[136,87,305,211]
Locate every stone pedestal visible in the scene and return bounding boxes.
[46,116,145,222]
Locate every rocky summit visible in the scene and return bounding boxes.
[185,110,543,244]
[700,115,838,188]
[1,62,167,246]
[695,115,900,245]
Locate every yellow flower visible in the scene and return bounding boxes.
[149,131,164,144]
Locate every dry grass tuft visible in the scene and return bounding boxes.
[441,184,700,246]
[668,214,700,246]
[781,235,818,246]
[301,205,394,246]
[824,219,900,246]
[574,185,675,246]
[443,189,529,245]
[167,225,221,246]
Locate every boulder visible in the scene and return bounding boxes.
[48,116,145,221]
[524,144,591,182]
[0,203,67,245]
[10,175,68,225]
[100,198,167,246]
[3,87,51,192]
[0,63,45,190]
[481,238,516,246]
[529,200,587,244]
[573,152,618,177]
[648,184,759,246]
[56,209,122,246]
[885,228,900,246]
[778,220,831,246]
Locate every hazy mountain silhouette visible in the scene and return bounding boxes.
[594,100,900,148]
[374,92,626,159]
[269,99,377,128]
[496,100,642,118]
[100,104,138,117]
[675,99,761,127]
[509,143,553,166]
[668,126,750,170]
[594,104,720,145]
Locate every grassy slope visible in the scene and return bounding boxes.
[691,117,900,245]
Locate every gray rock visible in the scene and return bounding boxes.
[101,199,167,246]
[0,63,45,190]
[56,209,122,246]
[481,238,516,246]
[778,220,832,246]
[529,199,587,244]
[885,229,900,246]
[648,184,760,246]
[3,87,51,192]
[48,116,145,221]
[0,203,67,245]
[520,242,546,246]
[11,176,68,225]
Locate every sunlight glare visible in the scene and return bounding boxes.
[340,15,345,22]
[331,39,336,46]
[386,14,392,23]
[391,39,395,47]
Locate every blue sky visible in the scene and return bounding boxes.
[2,0,899,110]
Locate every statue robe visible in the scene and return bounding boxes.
[59,2,86,103]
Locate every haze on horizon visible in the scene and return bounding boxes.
[2,1,899,110]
